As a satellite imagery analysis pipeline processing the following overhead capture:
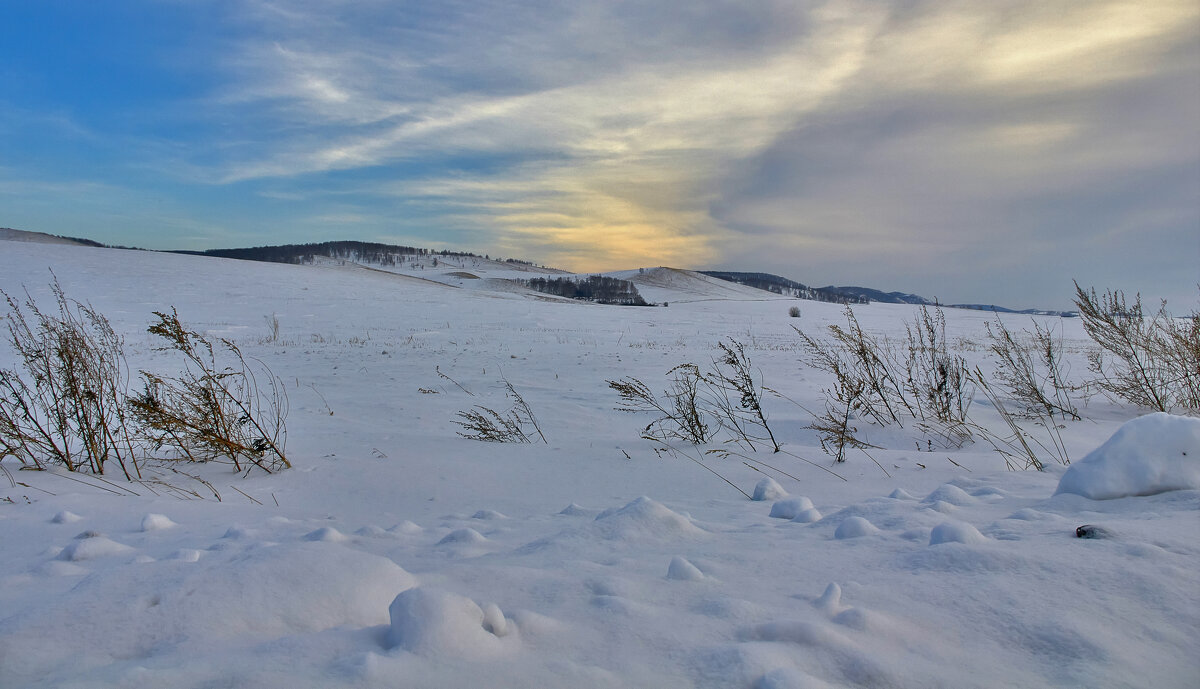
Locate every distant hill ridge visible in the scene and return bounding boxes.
[699,271,867,304]
[1,227,1072,315]
[177,240,481,266]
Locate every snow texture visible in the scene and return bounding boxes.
[0,241,1197,689]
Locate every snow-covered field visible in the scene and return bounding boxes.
[1,240,1197,689]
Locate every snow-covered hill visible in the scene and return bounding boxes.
[0,240,1196,689]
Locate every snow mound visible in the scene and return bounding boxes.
[752,478,788,501]
[1055,413,1200,499]
[667,556,705,581]
[437,527,488,545]
[173,543,417,637]
[389,520,423,534]
[593,497,706,540]
[833,516,879,539]
[141,513,177,532]
[922,484,976,506]
[558,502,597,516]
[303,526,349,542]
[472,509,508,520]
[813,582,845,615]
[8,541,419,676]
[930,521,988,546]
[58,536,133,561]
[50,510,83,524]
[387,588,513,657]
[888,488,916,500]
[791,508,822,524]
[769,497,814,519]
[356,525,393,538]
[754,667,836,689]
[222,525,254,539]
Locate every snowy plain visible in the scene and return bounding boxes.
[0,240,1197,688]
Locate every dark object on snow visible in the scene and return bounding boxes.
[1075,524,1115,539]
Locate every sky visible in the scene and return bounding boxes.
[1,0,1197,310]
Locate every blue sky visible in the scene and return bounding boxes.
[1,0,1197,309]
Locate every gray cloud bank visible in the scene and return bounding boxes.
[10,0,1199,310]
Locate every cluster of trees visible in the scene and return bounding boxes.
[701,272,867,304]
[525,276,650,306]
[188,242,483,267]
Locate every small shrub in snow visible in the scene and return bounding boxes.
[796,304,974,463]
[985,318,1079,420]
[1074,283,1199,413]
[0,278,140,478]
[130,309,290,474]
[453,377,546,443]
[608,339,779,453]
[903,305,973,426]
[788,306,801,318]
[609,364,711,444]
[707,340,781,453]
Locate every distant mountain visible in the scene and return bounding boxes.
[820,286,932,305]
[821,286,1076,317]
[700,272,867,304]
[949,304,1077,318]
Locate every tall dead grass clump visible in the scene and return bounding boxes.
[609,363,712,444]
[608,339,779,452]
[984,318,1079,420]
[1074,283,1199,413]
[129,309,290,473]
[454,376,546,443]
[0,280,139,478]
[795,304,974,462]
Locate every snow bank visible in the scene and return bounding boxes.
[1055,413,1200,500]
